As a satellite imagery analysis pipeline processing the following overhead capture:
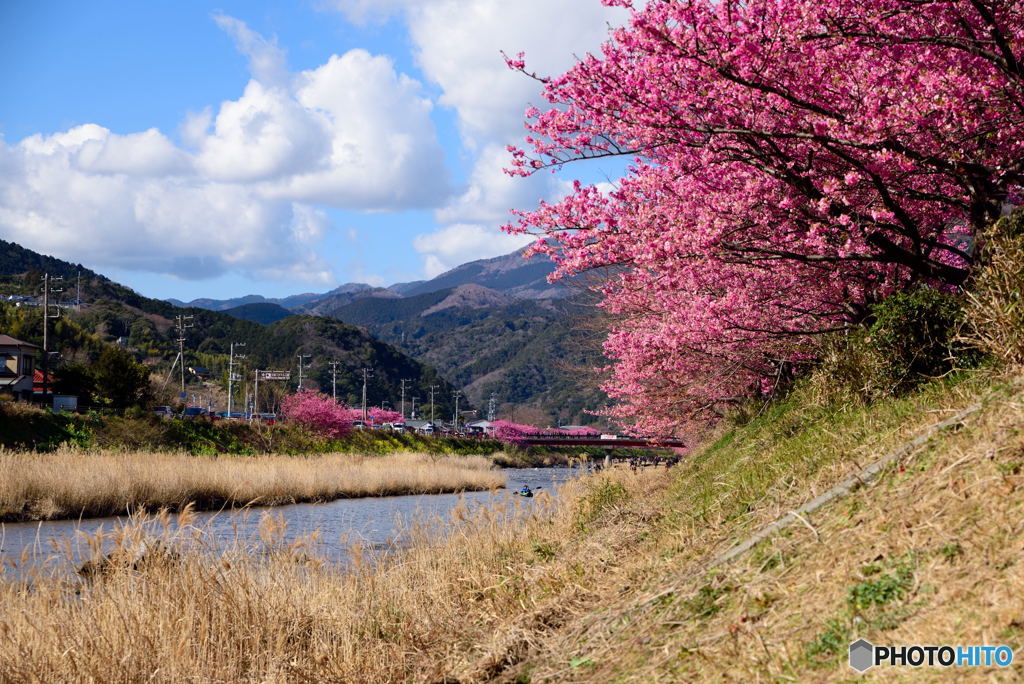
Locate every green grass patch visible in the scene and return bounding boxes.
[667,371,984,534]
[574,480,629,531]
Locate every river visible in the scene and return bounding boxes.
[0,466,582,580]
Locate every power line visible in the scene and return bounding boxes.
[361,368,373,422]
[227,342,246,418]
[296,352,311,389]
[401,378,413,417]
[329,360,341,401]
[428,384,438,424]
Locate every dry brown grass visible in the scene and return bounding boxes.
[2,371,1022,681]
[0,449,505,522]
[0,468,671,682]
[961,209,1024,367]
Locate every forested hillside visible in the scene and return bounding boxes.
[0,241,459,415]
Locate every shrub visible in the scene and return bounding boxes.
[866,288,968,391]
[810,288,968,402]
[93,415,166,450]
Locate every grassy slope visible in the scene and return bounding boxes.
[496,368,1024,682]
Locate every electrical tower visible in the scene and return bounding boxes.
[452,390,462,427]
[400,379,410,418]
[164,314,195,398]
[487,393,497,422]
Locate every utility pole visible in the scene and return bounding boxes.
[487,393,497,422]
[399,379,410,419]
[361,368,373,422]
[40,274,63,403]
[329,360,341,401]
[452,390,462,428]
[296,354,311,391]
[174,315,194,399]
[411,397,418,420]
[76,271,81,310]
[227,342,246,418]
[428,384,438,425]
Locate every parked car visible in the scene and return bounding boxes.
[390,423,407,433]
[352,420,366,429]
[152,405,173,419]
[181,406,206,418]
[418,424,435,435]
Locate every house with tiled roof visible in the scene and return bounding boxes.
[0,334,40,402]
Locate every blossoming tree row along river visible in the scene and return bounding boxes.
[505,0,1024,435]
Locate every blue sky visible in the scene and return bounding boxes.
[0,0,628,301]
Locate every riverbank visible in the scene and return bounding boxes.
[0,449,505,522]
[0,403,588,467]
[3,369,1018,680]
[0,403,508,457]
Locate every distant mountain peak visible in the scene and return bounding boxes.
[158,244,565,316]
[420,284,516,316]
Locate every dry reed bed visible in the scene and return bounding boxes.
[0,449,505,522]
[0,468,671,682]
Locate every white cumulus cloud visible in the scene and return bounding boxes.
[0,126,334,283]
[271,49,448,208]
[413,223,533,278]
[0,15,452,285]
[405,0,626,147]
[328,0,624,277]
[436,142,567,227]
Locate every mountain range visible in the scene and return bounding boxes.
[1,239,609,425]
[167,248,608,425]
[166,247,569,312]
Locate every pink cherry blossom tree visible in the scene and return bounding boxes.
[506,0,1024,435]
[491,420,602,445]
[368,408,404,425]
[279,390,353,439]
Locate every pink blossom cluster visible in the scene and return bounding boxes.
[505,0,1024,436]
[340,407,404,424]
[491,420,601,445]
[279,390,354,439]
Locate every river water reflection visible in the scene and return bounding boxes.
[0,466,582,579]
